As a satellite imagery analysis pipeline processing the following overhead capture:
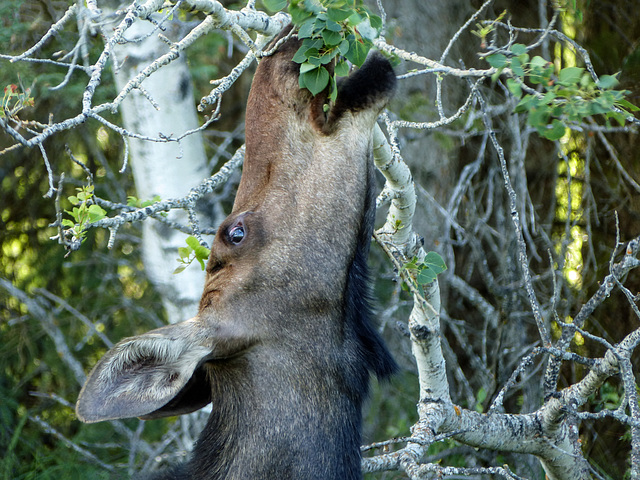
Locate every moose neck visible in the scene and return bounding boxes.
[188,344,368,480]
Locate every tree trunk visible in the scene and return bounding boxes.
[110,12,212,324]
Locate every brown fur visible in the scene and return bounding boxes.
[76,26,396,479]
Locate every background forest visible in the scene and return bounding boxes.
[2,0,640,479]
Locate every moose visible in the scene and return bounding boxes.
[76,26,397,479]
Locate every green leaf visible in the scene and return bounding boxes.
[347,12,363,26]
[595,92,615,109]
[579,72,593,88]
[185,235,200,250]
[173,264,188,274]
[554,88,574,99]
[423,251,447,274]
[194,245,211,260]
[61,219,75,227]
[293,45,311,63]
[322,28,343,46]
[618,98,640,111]
[328,74,338,103]
[87,204,106,223]
[263,0,287,12]
[510,57,524,78]
[178,247,190,258]
[289,4,313,24]
[196,256,206,270]
[319,50,338,64]
[300,61,319,73]
[491,67,504,83]
[541,90,556,104]
[596,75,619,89]
[300,66,330,95]
[514,94,538,113]
[306,54,322,67]
[528,103,552,128]
[368,14,382,31]
[530,58,554,85]
[304,0,323,14]
[416,267,436,285]
[344,38,369,67]
[325,19,342,32]
[304,37,324,50]
[337,39,350,55]
[298,18,316,39]
[607,110,628,126]
[510,43,527,56]
[327,7,351,22]
[542,119,566,141]
[68,196,79,205]
[335,59,349,76]
[589,99,610,115]
[506,78,522,99]
[414,252,447,285]
[475,387,487,413]
[486,53,507,68]
[558,66,584,85]
[403,257,418,271]
[529,55,548,69]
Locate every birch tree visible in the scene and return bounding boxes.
[2,0,640,479]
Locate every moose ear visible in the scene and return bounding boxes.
[76,319,213,423]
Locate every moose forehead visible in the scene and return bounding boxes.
[200,47,375,300]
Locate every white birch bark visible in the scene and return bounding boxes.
[109,12,210,323]
[371,121,601,479]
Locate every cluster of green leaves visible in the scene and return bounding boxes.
[1,83,34,119]
[263,0,382,97]
[487,43,639,140]
[62,186,107,243]
[401,251,447,289]
[174,235,211,274]
[126,195,161,209]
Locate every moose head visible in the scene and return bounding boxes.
[76,26,397,479]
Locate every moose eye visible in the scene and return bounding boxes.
[227,224,245,244]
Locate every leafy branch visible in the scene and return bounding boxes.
[264,0,382,97]
[1,84,34,119]
[174,236,211,274]
[61,186,107,245]
[486,43,640,140]
[401,252,447,290]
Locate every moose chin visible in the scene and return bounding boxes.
[76,25,397,480]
